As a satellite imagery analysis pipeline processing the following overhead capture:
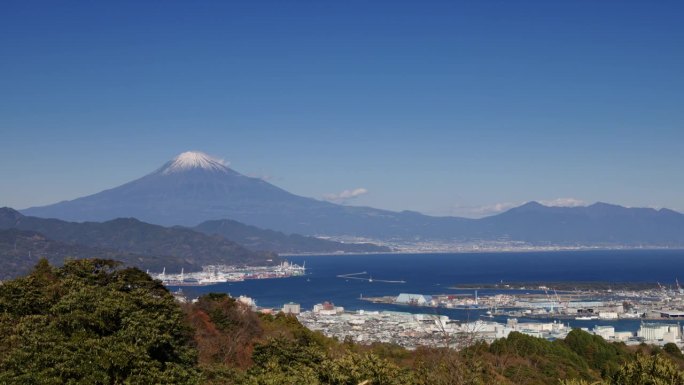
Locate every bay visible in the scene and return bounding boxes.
[172,249,684,332]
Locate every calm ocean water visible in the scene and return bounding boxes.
[173,249,684,331]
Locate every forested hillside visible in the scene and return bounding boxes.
[0,208,276,275]
[0,229,195,279]
[2,259,684,384]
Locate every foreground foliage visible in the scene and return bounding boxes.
[3,259,684,385]
[560,354,684,385]
[0,259,200,384]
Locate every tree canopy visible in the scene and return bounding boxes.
[0,258,200,384]
[3,258,684,385]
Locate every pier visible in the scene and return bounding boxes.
[337,271,406,284]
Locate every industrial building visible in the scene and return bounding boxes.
[395,293,433,306]
[637,323,681,343]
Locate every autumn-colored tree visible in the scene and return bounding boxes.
[187,293,261,368]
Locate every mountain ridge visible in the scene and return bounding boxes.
[0,228,195,279]
[0,207,392,279]
[193,218,391,254]
[0,207,276,273]
[477,201,684,245]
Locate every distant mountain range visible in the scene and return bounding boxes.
[20,151,684,246]
[473,201,684,245]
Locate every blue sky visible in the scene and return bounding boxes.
[1,1,683,217]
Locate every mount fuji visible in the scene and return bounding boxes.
[23,151,467,237]
[21,151,684,245]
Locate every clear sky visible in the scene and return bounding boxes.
[1,1,683,217]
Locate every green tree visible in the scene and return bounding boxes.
[609,354,684,385]
[663,343,684,360]
[563,329,627,376]
[319,352,414,385]
[0,259,200,384]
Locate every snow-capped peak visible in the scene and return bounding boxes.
[161,151,230,174]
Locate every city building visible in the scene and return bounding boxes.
[313,301,344,315]
[282,302,301,315]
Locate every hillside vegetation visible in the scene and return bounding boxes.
[0,229,194,279]
[0,208,276,276]
[3,259,684,384]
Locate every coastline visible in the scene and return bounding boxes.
[279,246,684,257]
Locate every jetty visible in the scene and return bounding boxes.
[337,271,406,284]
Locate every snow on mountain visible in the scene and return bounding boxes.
[158,151,230,175]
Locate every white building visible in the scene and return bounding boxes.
[594,325,615,340]
[599,312,619,320]
[282,302,301,315]
[638,323,681,343]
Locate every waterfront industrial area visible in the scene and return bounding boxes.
[151,260,306,285]
[358,280,684,322]
[290,280,684,349]
[298,285,684,349]
[170,273,684,351]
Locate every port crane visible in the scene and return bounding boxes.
[542,287,556,313]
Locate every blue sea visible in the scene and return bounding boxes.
[172,249,684,332]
